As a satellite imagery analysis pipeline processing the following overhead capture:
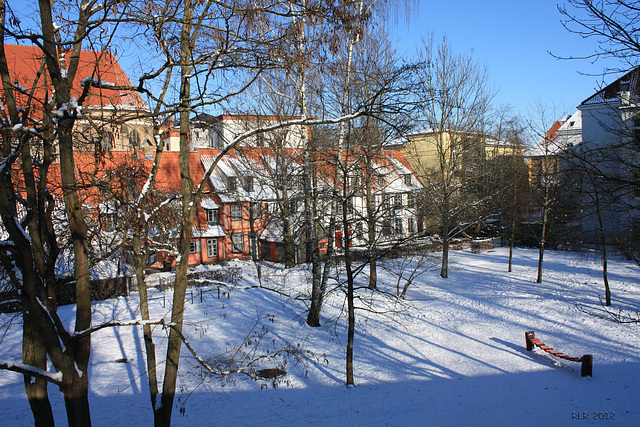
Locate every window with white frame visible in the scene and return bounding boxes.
[190,240,202,254]
[232,233,244,253]
[407,217,416,234]
[230,204,242,221]
[250,202,261,219]
[207,238,218,258]
[290,174,304,189]
[407,192,415,209]
[383,193,391,210]
[404,174,412,186]
[206,209,219,225]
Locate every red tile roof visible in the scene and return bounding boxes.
[2,44,147,118]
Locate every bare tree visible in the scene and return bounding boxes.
[409,35,495,278]
[557,0,640,73]
[0,0,138,424]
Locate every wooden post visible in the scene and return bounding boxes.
[581,354,593,377]
[525,331,535,351]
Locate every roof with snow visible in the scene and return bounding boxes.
[580,66,640,106]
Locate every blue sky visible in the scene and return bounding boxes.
[389,1,624,117]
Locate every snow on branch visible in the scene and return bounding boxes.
[0,361,63,386]
[81,76,116,89]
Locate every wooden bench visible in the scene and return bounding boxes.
[525,331,592,377]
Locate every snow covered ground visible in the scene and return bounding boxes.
[1,247,639,426]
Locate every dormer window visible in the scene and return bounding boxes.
[206,209,219,225]
[227,176,237,192]
[244,176,254,192]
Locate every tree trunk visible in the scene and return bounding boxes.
[134,233,159,410]
[62,378,91,427]
[343,196,356,385]
[366,167,377,289]
[593,189,611,306]
[23,312,54,427]
[156,3,195,422]
[440,215,449,279]
[508,150,518,273]
[536,182,549,284]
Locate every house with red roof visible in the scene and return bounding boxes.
[3,44,154,157]
[3,43,425,269]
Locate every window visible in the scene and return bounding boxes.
[101,132,113,150]
[289,198,298,212]
[129,129,140,148]
[232,233,244,253]
[394,218,404,236]
[250,202,261,219]
[404,174,412,186]
[383,193,391,210]
[291,174,304,189]
[355,222,363,238]
[407,192,415,209]
[394,194,402,208]
[377,174,385,187]
[227,177,237,192]
[206,209,219,225]
[336,200,343,217]
[190,240,202,254]
[407,217,416,234]
[102,213,116,232]
[230,204,242,221]
[146,253,156,266]
[633,117,640,143]
[207,239,218,258]
[350,175,360,191]
[381,219,392,236]
[244,176,254,192]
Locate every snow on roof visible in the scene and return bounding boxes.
[200,198,220,210]
[387,155,412,176]
[192,225,226,238]
[581,67,640,106]
[527,110,582,157]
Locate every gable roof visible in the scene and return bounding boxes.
[581,66,640,106]
[2,44,148,116]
